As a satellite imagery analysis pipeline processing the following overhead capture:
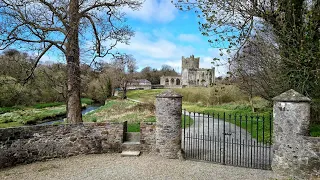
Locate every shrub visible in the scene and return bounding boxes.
[0,76,32,107]
[175,85,248,106]
[310,124,320,137]
[311,99,320,125]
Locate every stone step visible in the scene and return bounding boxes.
[123,141,140,145]
[121,151,141,157]
[122,141,141,151]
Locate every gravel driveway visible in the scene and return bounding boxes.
[182,112,272,169]
[0,154,276,180]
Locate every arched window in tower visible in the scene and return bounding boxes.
[201,79,206,86]
[165,78,169,85]
[171,78,175,85]
[176,79,180,85]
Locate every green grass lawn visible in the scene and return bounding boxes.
[32,102,65,109]
[183,103,272,143]
[0,102,66,114]
[0,106,67,127]
[83,99,156,132]
[0,106,23,114]
[126,89,273,142]
[126,88,320,138]
[83,98,194,132]
[182,115,194,129]
[124,89,166,103]
[126,116,194,132]
[0,98,92,128]
[81,98,94,105]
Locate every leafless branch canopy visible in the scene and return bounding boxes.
[0,0,143,75]
[172,0,279,49]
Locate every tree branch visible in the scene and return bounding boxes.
[24,43,53,83]
[83,14,101,56]
[38,0,68,28]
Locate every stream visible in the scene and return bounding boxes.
[38,105,101,125]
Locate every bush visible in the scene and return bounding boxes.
[311,100,320,125]
[0,76,32,107]
[310,124,320,137]
[87,77,112,103]
[175,85,248,106]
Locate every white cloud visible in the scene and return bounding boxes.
[115,31,195,73]
[123,0,177,23]
[152,28,175,40]
[178,34,201,42]
[117,31,195,59]
[201,48,233,76]
[200,56,228,76]
[114,31,231,76]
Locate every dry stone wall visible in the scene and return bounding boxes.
[0,122,123,169]
[140,122,156,152]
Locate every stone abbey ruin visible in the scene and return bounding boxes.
[160,55,215,88]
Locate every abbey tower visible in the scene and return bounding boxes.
[160,55,215,87]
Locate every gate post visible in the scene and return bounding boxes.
[155,90,183,159]
[272,89,313,178]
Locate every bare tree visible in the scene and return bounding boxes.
[230,32,289,101]
[111,54,137,99]
[173,0,320,99]
[0,0,142,123]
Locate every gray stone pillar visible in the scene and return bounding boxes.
[155,90,183,159]
[272,89,311,178]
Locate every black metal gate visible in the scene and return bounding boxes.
[182,110,272,170]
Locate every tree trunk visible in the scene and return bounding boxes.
[122,81,128,99]
[249,95,255,113]
[122,87,127,99]
[66,0,82,123]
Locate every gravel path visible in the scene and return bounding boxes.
[0,154,276,180]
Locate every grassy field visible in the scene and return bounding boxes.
[125,87,270,112]
[125,89,165,103]
[83,99,156,132]
[183,103,272,143]
[83,99,193,132]
[124,87,319,139]
[0,106,67,128]
[0,98,93,128]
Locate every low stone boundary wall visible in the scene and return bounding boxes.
[273,135,320,179]
[272,90,320,179]
[140,122,156,152]
[0,122,123,169]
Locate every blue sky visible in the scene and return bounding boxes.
[9,0,229,76]
[112,0,229,76]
